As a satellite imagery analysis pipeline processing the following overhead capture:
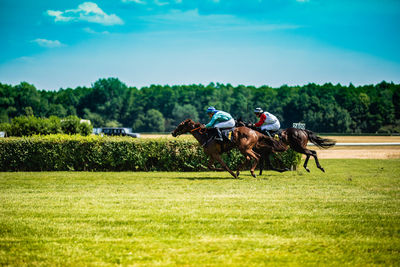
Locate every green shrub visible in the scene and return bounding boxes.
[0,122,11,136]
[61,115,81,135]
[4,115,92,136]
[0,135,301,172]
[78,122,93,136]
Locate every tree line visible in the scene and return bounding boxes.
[1,78,399,133]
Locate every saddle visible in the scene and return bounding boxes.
[259,128,282,141]
[220,128,235,143]
[203,127,235,147]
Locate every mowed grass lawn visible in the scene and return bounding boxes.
[1,159,399,266]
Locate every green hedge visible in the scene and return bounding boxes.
[0,115,93,137]
[0,135,301,172]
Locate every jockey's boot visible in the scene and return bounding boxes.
[262,130,272,138]
[215,128,223,142]
[215,128,224,142]
[203,128,217,147]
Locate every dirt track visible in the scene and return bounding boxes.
[314,136,400,159]
[141,134,400,159]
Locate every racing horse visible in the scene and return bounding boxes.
[236,119,336,173]
[171,119,286,178]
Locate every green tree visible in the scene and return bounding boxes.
[133,109,165,132]
[172,104,199,125]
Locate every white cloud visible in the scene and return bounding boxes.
[47,2,123,26]
[46,10,73,22]
[31,39,64,48]
[154,0,169,6]
[83,27,110,34]
[122,0,146,4]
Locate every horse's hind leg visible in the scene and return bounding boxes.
[258,151,268,176]
[246,149,260,178]
[310,150,325,172]
[303,154,311,172]
[237,149,262,177]
[259,155,264,176]
[292,145,313,172]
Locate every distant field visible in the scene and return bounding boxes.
[142,134,400,159]
[1,159,399,265]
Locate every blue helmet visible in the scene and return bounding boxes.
[206,106,217,114]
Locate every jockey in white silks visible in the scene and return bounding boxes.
[253,107,280,133]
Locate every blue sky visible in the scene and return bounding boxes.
[0,0,399,90]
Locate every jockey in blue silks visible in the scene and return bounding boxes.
[205,106,235,142]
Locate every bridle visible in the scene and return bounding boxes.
[190,126,206,134]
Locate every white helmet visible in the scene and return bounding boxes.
[254,107,263,114]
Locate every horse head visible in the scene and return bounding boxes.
[171,119,196,137]
[235,117,252,128]
[235,117,246,127]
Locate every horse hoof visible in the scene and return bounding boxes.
[251,173,257,178]
[305,168,310,172]
[320,168,325,173]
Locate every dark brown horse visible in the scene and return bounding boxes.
[237,119,336,173]
[171,119,286,178]
[279,128,336,172]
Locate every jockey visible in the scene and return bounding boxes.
[253,107,280,135]
[205,106,235,142]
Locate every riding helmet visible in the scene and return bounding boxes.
[254,107,263,114]
[206,106,217,114]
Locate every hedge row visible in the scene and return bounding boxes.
[0,135,301,171]
[0,115,93,137]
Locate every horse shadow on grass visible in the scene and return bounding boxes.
[173,176,239,181]
[174,172,284,180]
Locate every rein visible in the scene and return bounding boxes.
[190,126,206,134]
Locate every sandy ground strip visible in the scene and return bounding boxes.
[314,147,400,159]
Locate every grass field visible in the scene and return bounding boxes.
[1,159,399,266]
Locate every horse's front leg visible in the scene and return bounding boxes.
[207,157,224,171]
[212,153,238,179]
[236,156,250,177]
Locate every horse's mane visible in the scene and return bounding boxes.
[184,118,203,128]
[194,122,203,128]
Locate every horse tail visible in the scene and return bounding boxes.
[259,135,287,152]
[305,130,336,149]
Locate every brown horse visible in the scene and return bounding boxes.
[171,119,286,178]
[236,119,336,173]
